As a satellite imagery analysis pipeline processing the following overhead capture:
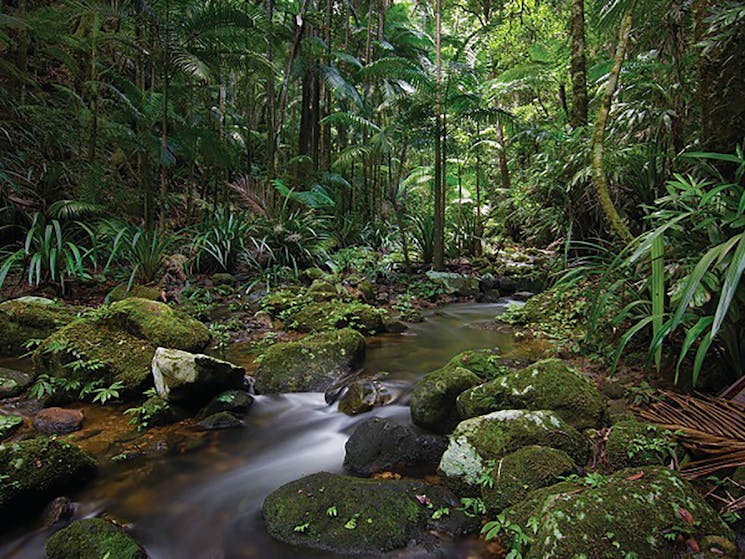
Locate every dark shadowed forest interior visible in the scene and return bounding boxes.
[1,0,745,557]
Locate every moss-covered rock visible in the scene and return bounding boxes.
[0,414,23,440]
[0,366,34,398]
[410,364,482,434]
[438,410,590,492]
[307,279,339,301]
[605,420,678,470]
[108,284,161,302]
[289,300,388,335]
[446,348,509,379]
[33,299,210,395]
[261,287,311,318]
[254,328,365,393]
[457,359,606,430]
[211,273,236,286]
[129,395,187,429]
[500,466,736,559]
[0,297,72,356]
[0,438,97,519]
[481,446,577,512]
[262,472,475,555]
[199,389,254,417]
[46,518,147,559]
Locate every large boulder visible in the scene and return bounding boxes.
[0,438,97,519]
[33,299,210,395]
[446,348,508,380]
[33,407,84,435]
[344,417,448,476]
[254,329,365,394]
[151,348,245,408]
[0,366,34,398]
[499,466,736,559]
[46,518,148,559]
[480,445,577,512]
[438,410,589,492]
[457,359,606,430]
[410,364,481,434]
[605,420,678,470]
[425,271,479,297]
[262,472,475,555]
[107,284,161,302]
[288,300,387,335]
[0,297,72,356]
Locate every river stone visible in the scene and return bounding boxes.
[199,390,254,417]
[438,410,589,493]
[288,300,387,335]
[33,407,84,435]
[197,411,244,430]
[34,298,211,396]
[0,414,23,440]
[0,297,72,356]
[481,445,577,512]
[605,419,678,470]
[425,271,480,296]
[500,466,736,559]
[254,328,365,394]
[410,364,481,434]
[456,359,606,430]
[344,417,448,476]
[152,348,245,408]
[45,518,148,559]
[0,367,34,398]
[0,438,97,519]
[337,379,394,415]
[262,472,475,555]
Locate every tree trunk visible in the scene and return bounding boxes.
[495,113,511,189]
[590,10,634,242]
[433,0,445,271]
[569,0,588,127]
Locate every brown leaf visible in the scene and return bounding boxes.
[687,538,700,552]
[625,471,645,481]
[678,506,695,526]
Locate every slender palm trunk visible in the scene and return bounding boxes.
[569,0,588,127]
[433,0,445,271]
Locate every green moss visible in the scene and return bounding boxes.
[262,472,474,555]
[0,437,97,519]
[254,328,365,393]
[500,466,736,559]
[306,279,339,301]
[108,284,161,302]
[481,446,577,512]
[457,359,606,430]
[410,364,482,434]
[0,367,34,398]
[261,287,312,318]
[289,300,388,335]
[0,297,72,356]
[0,414,23,440]
[46,518,147,559]
[446,349,509,380]
[605,420,678,471]
[438,410,590,492]
[211,273,236,286]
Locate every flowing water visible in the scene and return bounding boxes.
[0,300,523,559]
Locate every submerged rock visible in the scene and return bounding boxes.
[481,445,577,512]
[0,297,72,356]
[0,414,23,440]
[33,407,84,435]
[344,417,448,476]
[254,328,365,394]
[45,518,148,559]
[457,359,606,430]
[438,410,589,493]
[605,419,678,470]
[0,367,34,398]
[33,298,210,396]
[410,364,481,434]
[152,348,245,408]
[0,438,97,519]
[500,466,736,558]
[262,472,475,555]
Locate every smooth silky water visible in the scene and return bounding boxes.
[0,300,520,559]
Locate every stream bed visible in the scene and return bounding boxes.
[0,300,523,559]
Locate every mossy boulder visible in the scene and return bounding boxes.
[410,364,482,434]
[108,284,161,302]
[307,279,339,301]
[446,348,509,379]
[0,414,23,440]
[199,389,254,417]
[438,410,590,492]
[261,288,311,318]
[0,366,34,398]
[481,446,577,512]
[129,395,187,429]
[457,359,606,430]
[46,518,147,559]
[289,300,388,335]
[33,299,210,395]
[254,328,365,393]
[0,437,97,519]
[500,466,736,559]
[0,297,72,356]
[425,271,479,296]
[605,420,678,470]
[262,472,475,555]
[211,273,236,286]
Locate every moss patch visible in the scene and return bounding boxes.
[457,359,606,430]
[0,297,73,356]
[108,284,161,302]
[605,420,678,471]
[446,348,510,380]
[262,471,474,555]
[410,364,482,434]
[289,300,388,335]
[0,414,23,440]
[46,518,147,559]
